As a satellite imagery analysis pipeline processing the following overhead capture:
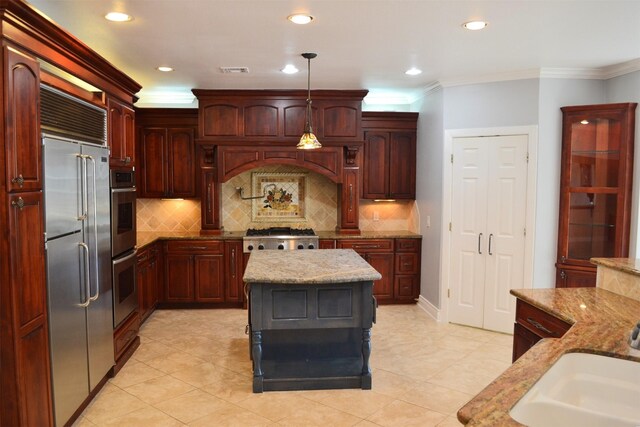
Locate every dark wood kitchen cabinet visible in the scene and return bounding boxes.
[137,243,161,323]
[162,240,242,306]
[338,239,395,302]
[512,299,571,362]
[108,96,136,168]
[555,103,636,288]
[136,109,198,198]
[362,112,418,200]
[393,238,421,302]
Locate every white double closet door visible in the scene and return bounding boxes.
[449,135,528,334]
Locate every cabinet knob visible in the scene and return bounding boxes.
[560,270,566,280]
[124,156,132,164]
[11,197,25,210]
[11,174,25,187]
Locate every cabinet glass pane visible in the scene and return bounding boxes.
[569,118,621,187]
[568,193,617,259]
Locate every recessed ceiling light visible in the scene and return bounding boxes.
[580,120,589,125]
[105,12,132,22]
[157,66,174,72]
[281,64,299,74]
[462,20,488,30]
[288,14,313,25]
[405,68,422,76]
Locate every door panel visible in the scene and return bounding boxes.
[195,254,225,302]
[449,140,488,328]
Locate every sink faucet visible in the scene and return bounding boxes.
[630,322,640,349]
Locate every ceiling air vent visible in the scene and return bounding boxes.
[219,66,250,74]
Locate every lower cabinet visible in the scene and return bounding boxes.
[137,243,160,323]
[337,238,421,304]
[555,264,596,288]
[512,299,572,362]
[162,239,243,306]
[113,311,140,374]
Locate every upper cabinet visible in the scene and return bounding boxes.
[556,103,637,288]
[192,90,367,144]
[4,47,42,192]
[136,109,198,198]
[108,96,136,168]
[362,112,418,200]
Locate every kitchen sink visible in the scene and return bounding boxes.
[510,352,640,427]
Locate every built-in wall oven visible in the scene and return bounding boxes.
[110,169,137,327]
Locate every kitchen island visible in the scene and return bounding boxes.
[243,249,381,393]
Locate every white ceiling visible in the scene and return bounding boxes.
[27,0,640,107]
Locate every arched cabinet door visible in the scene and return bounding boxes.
[5,46,41,192]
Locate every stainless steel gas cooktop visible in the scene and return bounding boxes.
[243,227,319,253]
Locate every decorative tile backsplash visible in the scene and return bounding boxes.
[137,166,419,233]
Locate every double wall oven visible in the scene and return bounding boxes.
[111,169,137,327]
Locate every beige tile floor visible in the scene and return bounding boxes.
[74,305,513,426]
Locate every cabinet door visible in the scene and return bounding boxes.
[319,239,336,249]
[108,97,135,168]
[394,275,418,301]
[168,128,196,197]
[164,254,194,301]
[5,47,42,192]
[388,132,416,199]
[7,192,53,426]
[367,253,394,301]
[225,241,243,302]
[363,131,388,199]
[201,167,221,230]
[136,260,149,321]
[139,128,167,197]
[148,250,160,310]
[194,254,225,302]
[340,168,359,229]
[555,265,596,288]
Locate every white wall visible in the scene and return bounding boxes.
[534,79,605,288]
[443,79,540,129]
[414,88,444,307]
[604,71,640,258]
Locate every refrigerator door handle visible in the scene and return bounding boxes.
[77,154,88,221]
[78,242,91,307]
[86,155,100,302]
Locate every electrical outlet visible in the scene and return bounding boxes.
[373,211,380,221]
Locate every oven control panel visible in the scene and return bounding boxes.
[243,237,319,253]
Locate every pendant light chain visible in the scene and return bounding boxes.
[297,52,321,149]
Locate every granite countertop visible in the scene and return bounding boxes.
[591,257,640,277]
[137,230,422,249]
[458,287,640,426]
[243,249,382,284]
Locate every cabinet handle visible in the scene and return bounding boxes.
[207,183,212,213]
[526,317,555,336]
[348,183,354,212]
[488,233,493,255]
[561,256,566,263]
[11,197,25,210]
[183,246,208,250]
[478,233,483,255]
[355,244,381,249]
[231,248,236,279]
[560,270,566,280]
[124,156,132,164]
[11,174,25,188]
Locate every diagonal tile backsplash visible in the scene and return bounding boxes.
[137,166,419,233]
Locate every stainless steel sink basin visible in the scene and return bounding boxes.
[510,352,640,427]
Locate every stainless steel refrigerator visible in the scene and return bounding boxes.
[44,135,114,427]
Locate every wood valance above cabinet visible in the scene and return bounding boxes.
[192,89,368,144]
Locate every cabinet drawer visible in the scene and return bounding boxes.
[319,239,336,249]
[338,239,393,252]
[395,238,420,252]
[165,240,223,253]
[515,300,571,339]
[114,311,139,359]
[394,275,418,299]
[395,253,419,274]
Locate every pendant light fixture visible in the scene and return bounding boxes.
[297,52,321,150]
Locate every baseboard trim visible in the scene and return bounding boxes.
[416,295,441,321]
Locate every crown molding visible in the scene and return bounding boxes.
[600,58,640,79]
[439,69,541,88]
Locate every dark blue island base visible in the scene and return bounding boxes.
[248,281,376,393]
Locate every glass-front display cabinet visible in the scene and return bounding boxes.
[556,103,637,288]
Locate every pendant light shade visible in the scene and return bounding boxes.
[297,52,321,150]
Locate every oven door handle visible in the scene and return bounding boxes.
[111,187,137,193]
[113,249,138,265]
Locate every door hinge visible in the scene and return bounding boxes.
[447,289,450,298]
[449,222,452,231]
[526,152,529,163]
[450,154,453,163]
[524,228,527,236]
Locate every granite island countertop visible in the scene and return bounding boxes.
[457,287,640,426]
[243,249,382,284]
